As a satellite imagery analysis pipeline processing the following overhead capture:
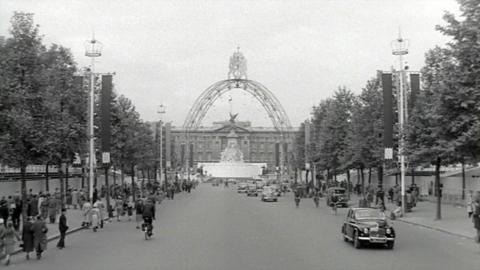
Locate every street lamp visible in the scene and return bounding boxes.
[391,30,409,217]
[85,36,103,202]
[157,104,165,186]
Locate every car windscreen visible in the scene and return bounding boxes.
[334,189,345,194]
[354,209,386,220]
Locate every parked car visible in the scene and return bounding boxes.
[326,187,349,207]
[246,184,258,196]
[341,208,395,249]
[237,182,248,193]
[261,187,278,202]
[269,184,282,197]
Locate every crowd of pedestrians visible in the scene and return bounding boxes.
[0,176,199,266]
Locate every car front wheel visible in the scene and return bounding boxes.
[353,231,362,249]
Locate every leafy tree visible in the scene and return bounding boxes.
[0,12,47,219]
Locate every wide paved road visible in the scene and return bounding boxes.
[10,184,480,270]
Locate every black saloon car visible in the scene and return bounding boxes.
[341,208,395,249]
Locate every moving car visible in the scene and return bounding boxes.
[246,184,258,196]
[341,208,395,249]
[261,187,278,202]
[326,187,349,207]
[237,182,248,193]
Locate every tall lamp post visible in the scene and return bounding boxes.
[391,31,408,217]
[85,37,102,202]
[157,104,166,186]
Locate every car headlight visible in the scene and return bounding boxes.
[363,228,369,234]
[386,228,391,234]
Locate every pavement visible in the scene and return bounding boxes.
[349,194,476,240]
[6,184,480,270]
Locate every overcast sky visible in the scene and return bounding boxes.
[0,0,460,128]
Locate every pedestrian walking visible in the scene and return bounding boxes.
[0,218,6,260]
[12,197,22,230]
[47,194,58,223]
[472,192,480,245]
[22,216,35,260]
[0,200,8,224]
[2,220,20,265]
[466,190,474,218]
[82,201,92,227]
[127,199,134,221]
[115,197,123,221]
[71,189,78,210]
[31,215,48,259]
[57,209,68,249]
[135,198,144,229]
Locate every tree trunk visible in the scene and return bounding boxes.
[360,167,365,196]
[294,168,298,184]
[121,165,125,186]
[411,167,415,185]
[346,169,351,197]
[435,156,442,220]
[377,165,383,189]
[45,163,50,192]
[113,166,117,186]
[59,161,65,209]
[131,164,136,201]
[20,164,28,223]
[461,160,466,200]
[356,168,360,194]
[311,164,315,186]
[65,164,69,194]
[368,167,372,185]
[305,170,309,185]
[326,168,330,186]
[81,166,85,189]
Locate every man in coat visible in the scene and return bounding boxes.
[31,215,48,259]
[57,209,68,249]
[48,194,58,223]
[22,216,34,260]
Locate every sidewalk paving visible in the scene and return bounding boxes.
[348,194,476,240]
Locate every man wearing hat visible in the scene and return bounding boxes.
[57,209,68,249]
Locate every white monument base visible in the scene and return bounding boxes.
[198,162,266,179]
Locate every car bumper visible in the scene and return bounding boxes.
[262,197,277,201]
[358,236,395,243]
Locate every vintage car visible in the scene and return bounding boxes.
[246,184,258,196]
[261,187,278,202]
[237,182,248,193]
[341,208,395,249]
[326,187,349,207]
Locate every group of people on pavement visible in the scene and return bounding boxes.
[0,189,71,265]
[0,208,67,265]
[466,191,480,245]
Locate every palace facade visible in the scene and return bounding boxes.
[160,120,297,171]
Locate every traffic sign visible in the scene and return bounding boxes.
[102,152,110,164]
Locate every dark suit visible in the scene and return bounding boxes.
[57,214,68,248]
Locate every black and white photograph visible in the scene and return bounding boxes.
[0,0,479,269]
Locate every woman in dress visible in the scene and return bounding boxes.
[3,220,20,265]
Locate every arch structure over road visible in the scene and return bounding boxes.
[183,79,292,135]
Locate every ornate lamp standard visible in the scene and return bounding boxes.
[391,31,409,217]
[85,37,102,202]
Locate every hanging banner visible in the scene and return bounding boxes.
[381,72,394,148]
[101,75,112,152]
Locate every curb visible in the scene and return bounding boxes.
[11,215,116,256]
[12,225,85,256]
[394,218,475,240]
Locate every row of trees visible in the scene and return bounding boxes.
[294,0,480,198]
[0,12,160,217]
